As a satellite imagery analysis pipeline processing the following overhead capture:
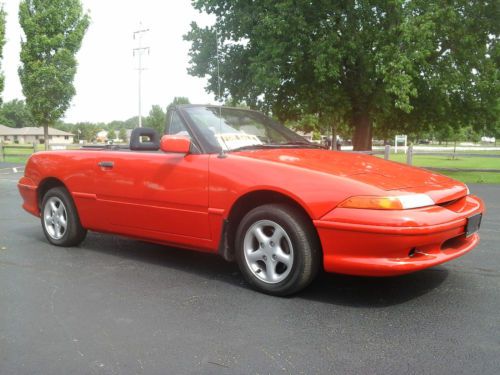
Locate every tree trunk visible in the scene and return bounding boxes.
[44,124,49,151]
[320,113,337,150]
[332,121,337,151]
[351,111,372,151]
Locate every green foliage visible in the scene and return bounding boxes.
[118,128,127,142]
[107,120,127,130]
[461,126,481,144]
[107,128,116,141]
[312,130,321,141]
[18,0,90,147]
[124,116,143,129]
[433,124,452,144]
[0,99,35,127]
[432,124,481,145]
[167,97,190,111]
[223,97,249,108]
[0,5,5,104]
[145,105,166,135]
[491,100,500,141]
[73,122,98,143]
[186,1,499,150]
[286,114,319,134]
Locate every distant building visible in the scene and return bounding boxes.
[95,130,124,144]
[96,130,108,143]
[125,129,133,142]
[0,125,74,144]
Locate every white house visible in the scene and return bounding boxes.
[95,129,126,143]
[0,125,74,144]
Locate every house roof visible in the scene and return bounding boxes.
[0,125,74,136]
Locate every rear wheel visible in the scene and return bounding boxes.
[41,186,87,246]
[235,204,320,296]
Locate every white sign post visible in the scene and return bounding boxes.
[394,135,407,154]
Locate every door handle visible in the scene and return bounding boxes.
[98,161,114,168]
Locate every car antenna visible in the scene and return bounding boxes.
[215,23,227,159]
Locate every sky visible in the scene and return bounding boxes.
[2,0,216,123]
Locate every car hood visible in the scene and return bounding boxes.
[233,148,467,203]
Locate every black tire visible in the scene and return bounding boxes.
[235,203,321,296]
[40,186,87,246]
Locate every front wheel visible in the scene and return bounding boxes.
[41,186,87,246]
[235,204,321,296]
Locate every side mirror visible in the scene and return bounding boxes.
[160,135,191,154]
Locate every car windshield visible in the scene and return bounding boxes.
[182,106,318,152]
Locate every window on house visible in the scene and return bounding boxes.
[64,136,69,140]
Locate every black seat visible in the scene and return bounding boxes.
[129,128,160,151]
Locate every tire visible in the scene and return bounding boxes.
[235,203,321,296]
[41,186,87,246]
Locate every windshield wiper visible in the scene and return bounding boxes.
[229,142,325,152]
[228,144,280,152]
[279,141,326,149]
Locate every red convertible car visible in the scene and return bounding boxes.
[18,105,484,295]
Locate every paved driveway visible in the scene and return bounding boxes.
[1,165,499,374]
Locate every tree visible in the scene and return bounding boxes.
[185,1,499,150]
[19,0,90,149]
[73,122,97,143]
[124,116,142,129]
[107,128,116,141]
[145,105,166,135]
[224,97,249,108]
[167,96,190,111]
[0,5,5,104]
[0,99,35,127]
[108,120,127,130]
[285,114,319,134]
[118,128,127,143]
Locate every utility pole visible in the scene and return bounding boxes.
[133,26,150,128]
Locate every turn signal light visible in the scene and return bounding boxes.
[338,194,434,210]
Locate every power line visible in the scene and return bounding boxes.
[133,27,150,128]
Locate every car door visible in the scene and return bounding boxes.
[93,149,210,243]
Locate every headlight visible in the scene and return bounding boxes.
[338,194,435,210]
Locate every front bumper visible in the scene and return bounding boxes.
[314,194,484,276]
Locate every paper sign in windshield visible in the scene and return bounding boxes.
[216,133,263,150]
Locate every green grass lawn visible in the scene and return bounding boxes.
[409,145,500,152]
[1,146,30,163]
[387,154,500,169]
[446,150,500,155]
[438,171,500,184]
[1,144,81,163]
[2,156,29,164]
[376,153,500,184]
[3,147,35,155]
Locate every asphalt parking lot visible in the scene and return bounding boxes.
[1,162,499,375]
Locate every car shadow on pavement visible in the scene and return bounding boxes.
[297,268,449,307]
[75,232,448,307]
[81,232,243,283]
